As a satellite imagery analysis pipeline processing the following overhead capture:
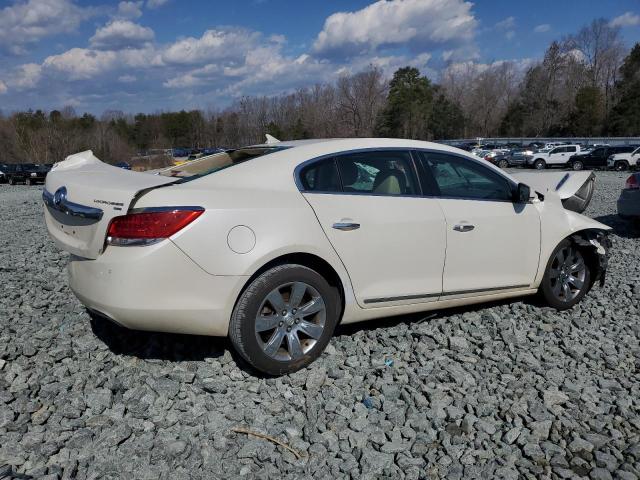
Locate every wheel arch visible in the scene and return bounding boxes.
[236,252,346,323]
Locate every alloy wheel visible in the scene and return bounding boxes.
[254,282,326,361]
[549,246,587,303]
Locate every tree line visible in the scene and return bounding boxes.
[1,18,639,165]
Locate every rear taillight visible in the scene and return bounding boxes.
[107,207,204,246]
[625,174,640,190]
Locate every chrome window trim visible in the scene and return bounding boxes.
[294,147,521,203]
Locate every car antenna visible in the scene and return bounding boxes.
[265,134,281,145]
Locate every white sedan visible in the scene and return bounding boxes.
[43,138,611,375]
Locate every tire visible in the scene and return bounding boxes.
[25,178,32,186]
[8,177,14,185]
[498,159,509,169]
[615,161,629,171]
[534,159,546,170]
[572,160,584,171]
[229,264,339,375]
[539,240,591,310]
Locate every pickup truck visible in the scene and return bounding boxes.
[607,146,640,171]
[6,163,51,185]
[568,146,637,171]
[528,145,581,169]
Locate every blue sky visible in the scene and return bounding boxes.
[1,0,639,114]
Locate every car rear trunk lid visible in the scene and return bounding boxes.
[43,150,176,259]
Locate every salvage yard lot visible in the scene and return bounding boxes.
[0,172,639,479]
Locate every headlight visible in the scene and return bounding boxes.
[31,172,37,177]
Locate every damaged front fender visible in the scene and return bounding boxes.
[571,229,611,287]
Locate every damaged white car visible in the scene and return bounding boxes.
[43,138,611,375]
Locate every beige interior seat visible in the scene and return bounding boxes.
[373,169,406,195]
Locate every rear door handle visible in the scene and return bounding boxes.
[333,222,360,231]
[453,224,475,232]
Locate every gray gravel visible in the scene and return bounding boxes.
[1,172,639,479]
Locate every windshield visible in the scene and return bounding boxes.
[159,146,286,181]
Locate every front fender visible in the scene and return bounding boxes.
[533,192,611,287]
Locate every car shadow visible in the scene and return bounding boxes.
[89,310,227,362]
[593,214,640,239]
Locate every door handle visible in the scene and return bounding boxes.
[453,224,475,232]
[333,222,360,231]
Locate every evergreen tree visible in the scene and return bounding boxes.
[608,43,640,135]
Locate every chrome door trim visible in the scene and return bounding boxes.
[43,188,104,221]
[363,284,530,305]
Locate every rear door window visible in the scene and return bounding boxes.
[334,151,419,196]
[299,158,341,192]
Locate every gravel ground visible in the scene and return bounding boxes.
[1,172,639,480]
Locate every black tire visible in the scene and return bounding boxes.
[539,240,591,310]
[8,177,14,185]
[534,159,546,170]
[615,161,629,171]
[229,264,339,375]
[498,159,509,169]
[572,160,584,171]
[25,178,32,186]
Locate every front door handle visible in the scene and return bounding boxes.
[453,224,475,232]
[333,222,360,231]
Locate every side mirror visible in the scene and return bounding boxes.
[514,182,531,203]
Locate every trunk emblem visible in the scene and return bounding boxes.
[53,187,67,206]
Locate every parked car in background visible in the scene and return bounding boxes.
[607,146,640,171]
[0,163,16,183]
[6,164,51,185]
[43,139,610,374]
[617,173,640,221]
[528,145,581,169]
[488,149,532,169]
[115,161,131,170]
[568,146,637,171]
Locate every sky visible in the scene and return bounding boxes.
[0,0,639,114]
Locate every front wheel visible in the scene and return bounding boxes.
[229,264,339,375]
[534,159,546,170]
[25,178,32,186]
[540,240,591,310]
[572,160,584,171]
[498,159,509,169]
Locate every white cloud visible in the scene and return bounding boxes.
[495,16,515,30]
[0,80,7,94]
[118,74,137,83]
[146,0,168,9]
[505,31,515,40]
[117,1,143,19]
[161,28,261,65]
[43,46,154,80]
[313,0,477,58]
[5,63,43,89]
[0,0,95,54]
[610,12,640,28]
[534,23,551,33]
[90,20,155,50]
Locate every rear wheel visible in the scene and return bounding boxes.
[572,160,584,171]
[25,178,32,186]
[8,177,14,185]
[540,240,591,310]
[534,159,546,170]
[229,264,339,375]
[615,161,629,171]
[498,159,509,169]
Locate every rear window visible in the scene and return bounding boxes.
[160,146,286,181]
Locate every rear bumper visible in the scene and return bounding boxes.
[617,189,640,217]
[68,240,247,336]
